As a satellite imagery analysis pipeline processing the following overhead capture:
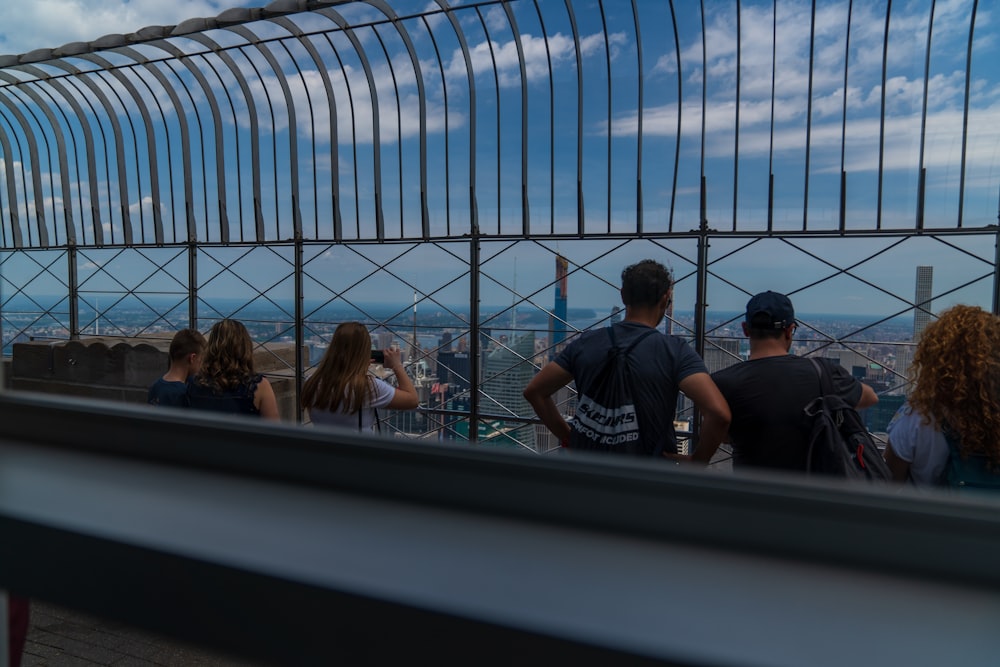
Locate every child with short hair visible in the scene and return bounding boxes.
[148,328,206,407]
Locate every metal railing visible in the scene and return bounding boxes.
[3,391,1000,666]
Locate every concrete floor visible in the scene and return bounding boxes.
[22,601,261,666]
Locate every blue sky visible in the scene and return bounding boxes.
[1,1,998,319]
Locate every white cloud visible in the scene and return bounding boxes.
[0,1,268,56]
[445,31,627,89]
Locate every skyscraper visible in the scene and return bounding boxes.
[551,255,569,353]
[482,331,537,450]
[913,266,933,341]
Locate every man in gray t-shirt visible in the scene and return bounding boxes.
[524,259,730,461]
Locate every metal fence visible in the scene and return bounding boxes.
[1,0,998,446]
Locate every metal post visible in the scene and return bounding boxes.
[294,234,304,423]
[993,226,1000,316]
[67,245,78,339]
[469,222,481,443]
[696,177,709,358]
[188,241,198,331]
[692,176,711,449]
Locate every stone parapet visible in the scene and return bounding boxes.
[10,336,305,421]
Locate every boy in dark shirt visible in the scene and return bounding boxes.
[148,328,206,407]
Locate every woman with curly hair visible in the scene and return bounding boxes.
[884,304,1000,488]
[186,318,279,420]
[302,321,418,431]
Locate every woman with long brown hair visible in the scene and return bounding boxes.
[885,304,1000,488]
[186,318,279,420]
[303,322,418,431]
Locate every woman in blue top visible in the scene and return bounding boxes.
[302,322,418,431]
[186,319,280,421]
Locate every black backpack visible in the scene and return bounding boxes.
[569,326,659,456]
[803,358,891,483]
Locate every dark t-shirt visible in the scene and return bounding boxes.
[186,374,262,416]
[712,355,863,471]
[555,321,708,456]
[147,378,189,407]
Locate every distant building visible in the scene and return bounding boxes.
[866,393,906,434]
[703,338,741,374]
[610,305,622,324]
[913,266,933,341]
[550,255,569,358]
[482,331,536,451]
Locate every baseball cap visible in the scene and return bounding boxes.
[745,291,795,329]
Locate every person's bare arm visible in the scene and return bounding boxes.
[523,362,574,444]
[255,377,280,421]
[681,372,732,465]
[883,441,911,483]
[383,348,419,410]
[856,382,879,409]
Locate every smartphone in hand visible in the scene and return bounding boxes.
[370,350,385,364]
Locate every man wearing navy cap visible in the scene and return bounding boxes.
[703,291,878,472]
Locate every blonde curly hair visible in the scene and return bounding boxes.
[909,305,1000,466]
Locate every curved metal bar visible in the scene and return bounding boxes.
[317,32,360,238]
[315,7,386,240]
[369,27,403,240]
[433,1,477,234]
[529,2,556,235]
[598,0,612,233]
[270,16,342,240]
[839,0,853,233]
[155,50,217,241]
[563,0,584,234]
[499,1,530,237]
[16,66,106,245]
[734,0,742,232]
[76,53,169,244]
[769,0,777,232]
[699,0,708,227]
[117,46,201,243]
[0,120,23,247]
[418,14,451,236]
[0,75,77,245]
[0,94,50,246]
[668,0,682,232]
[370,0,431,239]
[472,6,501,236]
[915,1,936,232]
[876,1,892,230]
[226,25,301,241]
[44,60,134,245]
[803,0,816,231]
[183,33,265,242]
[275,37,314,242]
[631,0,643,233]
[957,0,980,228]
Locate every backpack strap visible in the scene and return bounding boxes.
[608,324,657,355]
[809,357,834,395]
[606,324,661,454]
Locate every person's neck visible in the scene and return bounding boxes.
[623,306,663,330]
[748,339,791,360]
[163,365,190,383]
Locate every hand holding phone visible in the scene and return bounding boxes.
[370,350,385,364]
